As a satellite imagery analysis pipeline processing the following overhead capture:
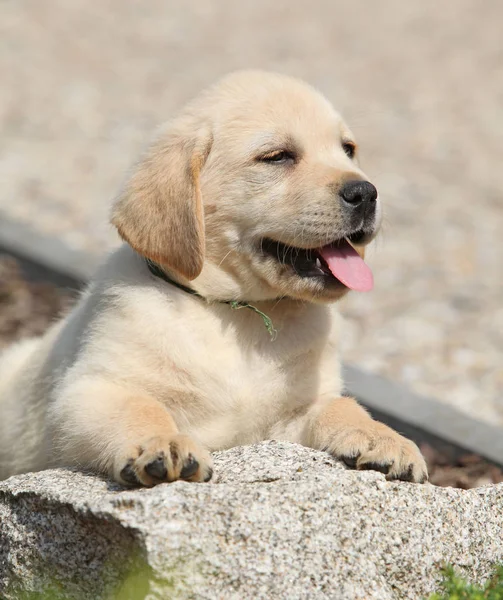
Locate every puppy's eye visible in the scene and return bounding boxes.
[342,142,356,159]
[259,150,296,164]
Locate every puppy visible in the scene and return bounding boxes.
[0,71,427,486]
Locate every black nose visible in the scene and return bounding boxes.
[340,180,378,207]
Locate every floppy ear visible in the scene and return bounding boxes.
[111,120,212,280]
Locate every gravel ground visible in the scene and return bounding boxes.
[0,1,502,425]
[0,257,71,349]
[1,256,502,490]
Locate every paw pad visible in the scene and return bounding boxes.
[145,454,168,481]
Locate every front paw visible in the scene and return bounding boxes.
[114,433,213,487]
[327,422,428,483]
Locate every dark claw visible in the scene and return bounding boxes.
[388,465,428,484]
[419,472,429,484]
[340,454,359,469]
[145,455,168,481]
[203,468,214,482]
[180,455,199,480]
[120,459,140,485]
[396,464,415,482]
[359,461,392,475]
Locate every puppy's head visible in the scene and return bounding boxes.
[112,71,381,303]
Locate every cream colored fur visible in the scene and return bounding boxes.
[0,71,427,486]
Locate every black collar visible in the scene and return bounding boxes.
[145,258,277,340]
[146,259,203,298]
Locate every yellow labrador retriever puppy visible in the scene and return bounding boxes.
[0,71,427,486]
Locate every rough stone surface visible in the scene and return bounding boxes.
[1,441,502,600]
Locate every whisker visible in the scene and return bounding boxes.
[217,250,233,268]
[272,295,287,311]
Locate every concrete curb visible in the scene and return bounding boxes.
[0,214,98,285]
[1,214,502,466]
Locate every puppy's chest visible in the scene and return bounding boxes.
[150,311,322,431]
[175,337,319,447]
[180,331,310,406]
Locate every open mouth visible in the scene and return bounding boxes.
[261,230,374,292]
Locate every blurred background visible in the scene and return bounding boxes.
[1,0,502,425]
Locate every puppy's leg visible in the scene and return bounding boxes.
[49,379,213,486]
[305,397,428,483]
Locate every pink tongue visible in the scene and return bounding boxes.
[318,239,374,292]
